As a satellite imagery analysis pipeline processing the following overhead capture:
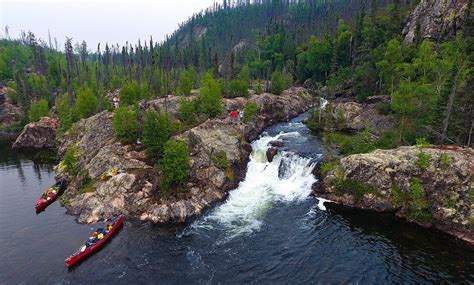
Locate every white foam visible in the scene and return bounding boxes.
[198,132,317,238]
[320,97,329,110]
[316,197,332,211]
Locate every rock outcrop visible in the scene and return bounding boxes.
[403,0,469,44]
[57,87,314,224]
[316,145,474,245]
[12,117,59,149]
[314,98,394,135]
[0,87,23,137]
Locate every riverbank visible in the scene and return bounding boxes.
[56,87,315,224]
[3,135,474,283]
[307,97,474,245]
[314,145,474,246]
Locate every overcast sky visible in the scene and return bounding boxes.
[0,0,218,49]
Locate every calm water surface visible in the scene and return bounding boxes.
[1,116,473,284]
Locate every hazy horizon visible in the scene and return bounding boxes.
[0,0,218,50]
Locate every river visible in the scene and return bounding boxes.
[1,114,473,284]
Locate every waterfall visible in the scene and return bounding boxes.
[320,97,328,110]
[190,131,318,238]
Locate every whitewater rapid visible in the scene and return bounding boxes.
[189,130,320,239]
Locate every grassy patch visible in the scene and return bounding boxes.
[225,167,235,182]
[407,178,433,223]
[78,173,96,194]
[333,169,376,203]
[391,182,408,208]
[320,160,340,176]
[439,153,450,168]
[320,130,399,157]
[61,144,79,175]
[415,151,431,170]
[212,150,229,170]
[79,183,96,194]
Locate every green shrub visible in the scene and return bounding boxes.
[6,88,19,105]
[271,71,285,95]
[228,79,249,98]
[415,151,431,170]
[439,153,450,168]
[416,137,430,149]
[374,131,399,149]
[320,160,339,176]
[56,93,76,132]
[334,177,376,203]
[212,150,229,170]
[159,140,190,196]
[179,98,198,125]
[119,80,141,106]
[63,145,79,175]
[254,80,263,94]
[142,110,171,163]
[196,73,222,118]
[375,102,392,115]
[177,70,193,96]
[243,102,258,123]
[74,87,97,118]
[28,99,49,122]
[326,130,377,156]
[408,177,432,223]
[113,106,139,144]
[390,182,405,207]
[79,175,96,194]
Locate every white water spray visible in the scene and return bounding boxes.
[192,132,318,238]
[320,97,329,110]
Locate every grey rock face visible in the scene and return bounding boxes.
[317,146,474,245]
[57,87,314,224]
[403,0,468,44]
[13,117,59,149]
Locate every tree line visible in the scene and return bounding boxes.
[0,0,472,148]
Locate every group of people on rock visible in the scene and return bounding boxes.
[79,224,114,252]
[229,110,244,125]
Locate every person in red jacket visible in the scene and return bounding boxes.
[229,110,238,124]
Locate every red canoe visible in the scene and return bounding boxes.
[35,180,66,214]
[65,216,124,267]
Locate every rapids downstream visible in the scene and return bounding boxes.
[1,114,474,283]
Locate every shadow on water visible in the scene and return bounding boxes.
[324,203,474,283]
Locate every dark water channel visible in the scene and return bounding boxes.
[0,115,473,284]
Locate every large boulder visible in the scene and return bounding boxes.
[403,0,469,44]
[140,96,183,120]
[315,99,393,135]
[57,87,314,224]
[12,117,59,149]
[317,145,474,245]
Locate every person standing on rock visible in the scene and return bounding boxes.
[239,110,244,124]
[230,110,239,125]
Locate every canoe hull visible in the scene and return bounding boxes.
[65,216,124,267]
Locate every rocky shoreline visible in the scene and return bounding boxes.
[55,87,314,224]
[314,145,474,246]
